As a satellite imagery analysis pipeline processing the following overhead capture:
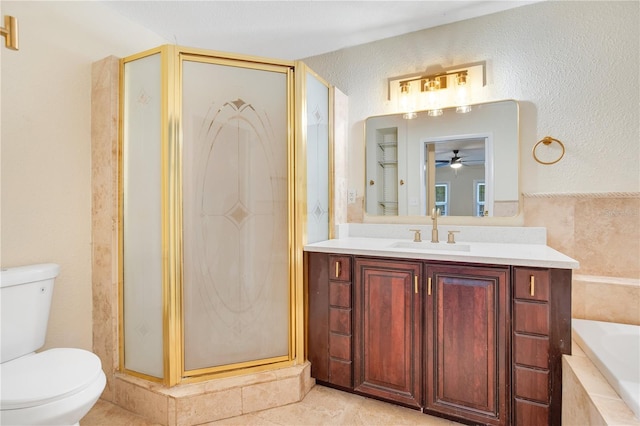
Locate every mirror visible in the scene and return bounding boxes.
[365,100,519,217]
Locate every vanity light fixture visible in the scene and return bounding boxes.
[387,61,486,117]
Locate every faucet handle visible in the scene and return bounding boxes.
[447,230,460,244]
[409,229,422,242]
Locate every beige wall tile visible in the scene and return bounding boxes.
[114,378,169,425]
[174,389,242,426]
[562,357,606,426]
[581,282,640,325]
[91,55,121,403]
[241,376,302,413]
[574,197,640,277]
[563,354,620,400]
[524,194,639,279]
[523,196,576,260]
[563,353,640,426]
[591,394,640,426]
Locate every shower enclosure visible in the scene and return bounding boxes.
[120,45,330,386]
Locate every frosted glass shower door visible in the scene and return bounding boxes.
[122,52,164,378]
[305,71,330,244]
[181,58,291,371]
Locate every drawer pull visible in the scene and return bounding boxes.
[428,277,432,296]
[414,276,418,294]
[335,261,341,278]
[530,275,535,296]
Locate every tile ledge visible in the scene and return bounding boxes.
[563,353,640,425]
[573,274,640,287]
[523,191,639,199]
[114,362,310,398]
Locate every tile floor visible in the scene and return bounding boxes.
[81,384,462,425]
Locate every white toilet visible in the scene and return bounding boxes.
[0,263,106,426]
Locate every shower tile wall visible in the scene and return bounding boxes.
[91,55,121,402]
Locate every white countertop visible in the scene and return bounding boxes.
[304,237,580,269]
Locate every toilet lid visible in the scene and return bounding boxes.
[0,348,104,410]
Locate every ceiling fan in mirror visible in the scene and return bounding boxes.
[436,149,484,169]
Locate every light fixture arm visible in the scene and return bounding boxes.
[1,15,19,51]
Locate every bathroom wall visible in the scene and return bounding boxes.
[302,1,639,285]
[302,1,639,224]
[0,2,166,350]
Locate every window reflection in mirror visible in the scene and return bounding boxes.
[432,136,486,217]
[365,100,519,218]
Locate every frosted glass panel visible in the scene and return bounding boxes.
[122,53,164,378]
[182,60,290,370]
[305,72,330,243]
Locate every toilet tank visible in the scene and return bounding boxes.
[0,263,60,363]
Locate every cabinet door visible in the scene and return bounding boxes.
[354,257,422,408]
[425,264,509,426]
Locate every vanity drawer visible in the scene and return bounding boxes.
[329,358,352,388]
[329,255,351,282]
[514,366,549,403]
[514,300,549,335]
[329,307,352,335]
[514,333,549,369]
[514,268,550,302]
[514,398,549,426]
[329,282,352,308]
[329,332,352,360]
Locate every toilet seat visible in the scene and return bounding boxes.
[1,348,103,410]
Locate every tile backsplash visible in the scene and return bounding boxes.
[523,193,639,278]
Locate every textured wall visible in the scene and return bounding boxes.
[303,1,639,221]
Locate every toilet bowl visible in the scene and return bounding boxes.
[1,348,106,426]
[0,264,106,425]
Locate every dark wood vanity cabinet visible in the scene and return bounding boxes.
[425,264,509,425]
[353,258,422,408]
[306,252,571,426]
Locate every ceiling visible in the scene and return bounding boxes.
[101,1,539,60]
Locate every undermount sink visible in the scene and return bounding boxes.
[390,241,471,252]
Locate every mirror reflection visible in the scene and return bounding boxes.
[365,100,519,217]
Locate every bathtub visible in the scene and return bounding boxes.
[572,319,640,420]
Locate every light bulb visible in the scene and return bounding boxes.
[425,79,442,117]
[398,82,416,115]
[455,72,471,113]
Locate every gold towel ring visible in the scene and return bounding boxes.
[533,136,565,165]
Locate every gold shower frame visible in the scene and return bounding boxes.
[118,45,328,386]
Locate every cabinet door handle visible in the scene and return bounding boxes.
[335,261,340,278]
[428,277,432,296]
[530,275,535,296]
[414,276,418,294]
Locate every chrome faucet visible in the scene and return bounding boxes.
[431,207,440,243]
